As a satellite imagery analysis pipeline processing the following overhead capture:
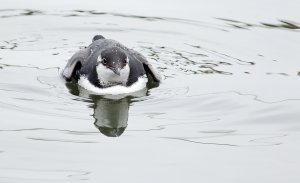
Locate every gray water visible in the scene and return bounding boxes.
[1,0,300,182]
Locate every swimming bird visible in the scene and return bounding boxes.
[62,35,161,93]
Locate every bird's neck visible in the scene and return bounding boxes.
[96,64,130,87]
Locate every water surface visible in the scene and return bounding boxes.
[0,1,300,182]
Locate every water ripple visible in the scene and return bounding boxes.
[186,43,255,65]
[187,90,300,104]
[249,134,287,146]
[0,168,90,182]
[0,100,89,120]
[0,63,60,71]
[129,119,220,132]
[161,137,238,147]
[0,128,98,135]
[216,18,300,31]
[140,45,234,76]
[27,137,98,144]
[161,133,287,147]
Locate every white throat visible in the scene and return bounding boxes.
[96,64,130,86]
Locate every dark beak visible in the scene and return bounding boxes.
[112,68,121,76]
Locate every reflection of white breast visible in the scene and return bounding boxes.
[78,75,148,95]
[94,98,129,128]
[96,64,130,86]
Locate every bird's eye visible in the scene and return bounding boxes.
[102,58,107,65]
[124,57,129,64]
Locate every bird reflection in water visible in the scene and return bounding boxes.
[65,81,150,137]
[91,95,130,137]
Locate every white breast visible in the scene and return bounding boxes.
[96,64,130,86]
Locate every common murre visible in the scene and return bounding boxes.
[62,35,161,94]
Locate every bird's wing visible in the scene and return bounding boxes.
[131,50,162,82]
[62,49,88,80]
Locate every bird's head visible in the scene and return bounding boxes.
[96,47,130,86]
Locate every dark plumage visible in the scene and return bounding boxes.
[62,35,161,88]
